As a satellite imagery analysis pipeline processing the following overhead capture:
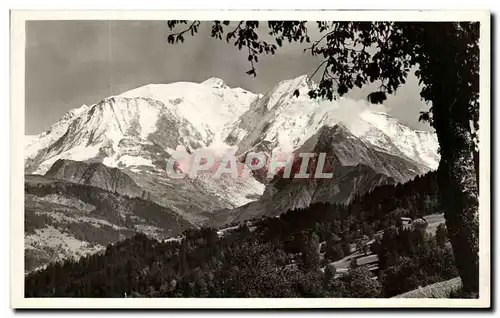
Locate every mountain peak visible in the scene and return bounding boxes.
[330,122,351,133]
[202,77,229,89]
[293,74,309,83]
[60,104,90,122]
[279,74,310,89]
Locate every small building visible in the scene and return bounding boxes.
[400,217,413,230]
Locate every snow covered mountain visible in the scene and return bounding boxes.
[356,111,439,170]
[226,75,439,172]
[25,78,258,174]
[25,75,440,226]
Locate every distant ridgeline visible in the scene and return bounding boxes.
[25,170,449,298]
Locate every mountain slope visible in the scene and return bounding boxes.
[45,159,149,199]
[356,111,439,169]
[25,174,195,272]
[25,79,259,175]
[225,75,439,172]
[43,158,264,225]
[205,124,409,227]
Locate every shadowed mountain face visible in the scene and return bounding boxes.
[204,125,410,227]
[45,159,149,199]
[297,124,428,183]
[43,158,264,225]
[204,164,395,228]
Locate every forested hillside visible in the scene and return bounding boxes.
[24,175,194,272]
[25,171,456,298]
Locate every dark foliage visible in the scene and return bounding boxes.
[378,239,458,297]
[350,170,441,224]
[25,169,455,298]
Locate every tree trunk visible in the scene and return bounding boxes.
[435,122,479,297]
[426,24,480,295]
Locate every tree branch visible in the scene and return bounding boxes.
[309,60,329,81]
[169,21,200,38]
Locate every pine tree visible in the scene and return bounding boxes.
[325,235,344,262]
[300,232,321,271]
[324,263,337,288]
[349,257,358,269]
[435,223,449,248]
[341,241,352,256]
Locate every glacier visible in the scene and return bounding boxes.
[24,75,440,222]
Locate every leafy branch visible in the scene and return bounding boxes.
[165,20,479,131]
[167,20,201,44]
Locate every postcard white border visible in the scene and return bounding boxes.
[10,9,491,309]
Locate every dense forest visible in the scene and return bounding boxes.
[25,170,457,298]
[350,170,441,226]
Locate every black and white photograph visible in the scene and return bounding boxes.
[10,10,491,308]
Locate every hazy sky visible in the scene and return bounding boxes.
[25,21,431,134]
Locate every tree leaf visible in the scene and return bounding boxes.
[367,91,387,104]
